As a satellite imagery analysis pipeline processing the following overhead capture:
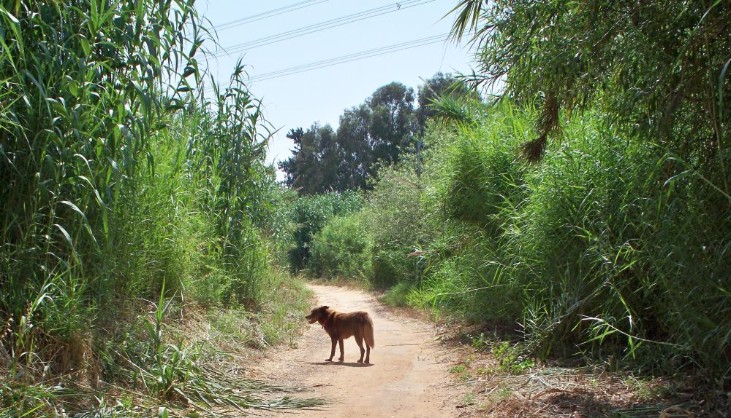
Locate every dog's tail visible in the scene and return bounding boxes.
[364,314,375,349]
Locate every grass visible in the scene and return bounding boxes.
[0,1,322,415]
[449,363,471,382]
[380,282,413,307]
[621,375,670,402]
[0,272,320,416]
[491,342,535,375]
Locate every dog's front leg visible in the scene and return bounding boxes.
[337,339,345,362]
[326,336,337,361]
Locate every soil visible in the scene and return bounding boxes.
[252,284,716,418]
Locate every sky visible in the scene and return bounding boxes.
[196,0,477,172]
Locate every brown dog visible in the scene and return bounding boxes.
[306,305,375,364]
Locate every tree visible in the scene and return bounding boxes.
[336,104,371,190]
[278,124,339,194]
[280,76,486,193]
[449,1,731,164]
[277,128,303,189]
[281,82,419,194]
[365,82,417,165]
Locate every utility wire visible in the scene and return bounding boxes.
[247,33,449,83]
[221,0,431,54]
[201,34,451,94]
[215,0,435,57]
[214,0,328,31]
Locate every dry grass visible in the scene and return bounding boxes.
[0,278,323,417]
[436,323,721,418]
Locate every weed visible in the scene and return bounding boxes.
[622,375,667,402]
[381,282,414,307]
[470,332,489,350]
[450,363,471,382]
[492,341,535,375]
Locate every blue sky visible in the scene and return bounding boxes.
[196,0,476,170]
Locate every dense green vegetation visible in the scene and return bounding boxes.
[2,0,729,414]
[0,0,316,415]
[449,0,730,164]
[307,98,730,388]
[296,0,731,397]
[285,191,363,272]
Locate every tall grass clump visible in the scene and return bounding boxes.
[284,191,362,272]
[181,66,275,307]
[519,108,724,383]
[509,114,660,357]
[406,101,531,320]
[429,101,730,384]
[0,0,314,414]
[356,97,730,387]
[511,111,730,385]
[439,101,530,233]
[309,212,373,283]
[0,0,200,379]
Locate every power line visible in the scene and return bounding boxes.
[215,0,435,57]
[247,33,449,83]
[200,34,451,94]
[222,0,432,54]
[214,0,328,31]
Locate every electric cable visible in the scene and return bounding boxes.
[200,33,450,94]
[214,0,328,31]
[214,0,435,56]
[247,33,449,82]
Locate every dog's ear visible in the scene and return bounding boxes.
[321,305,329,310]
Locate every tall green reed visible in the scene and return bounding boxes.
[0,1,290,411]
[360,99,729,386]
[0,0,202,374]
[183,63,273,307]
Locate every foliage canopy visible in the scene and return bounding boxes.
[450,0,731,166]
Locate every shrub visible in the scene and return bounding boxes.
[358,98,730,385]
[309,213,372,281]
[361,163,435,288]
[285,191,362,272]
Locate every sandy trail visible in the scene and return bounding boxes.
[255,284,465,417]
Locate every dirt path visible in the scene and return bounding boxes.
[254,284,467,417]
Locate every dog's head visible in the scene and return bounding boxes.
[305,306,330,324]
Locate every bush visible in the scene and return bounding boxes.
[309,213,372,281]
[354,98,730,385]
[361,163,435,288]
[284,191,362,272]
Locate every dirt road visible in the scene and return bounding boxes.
[255,284,466,417]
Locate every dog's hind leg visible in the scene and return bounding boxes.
[363,319,373,364]
[354,335,366,363]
